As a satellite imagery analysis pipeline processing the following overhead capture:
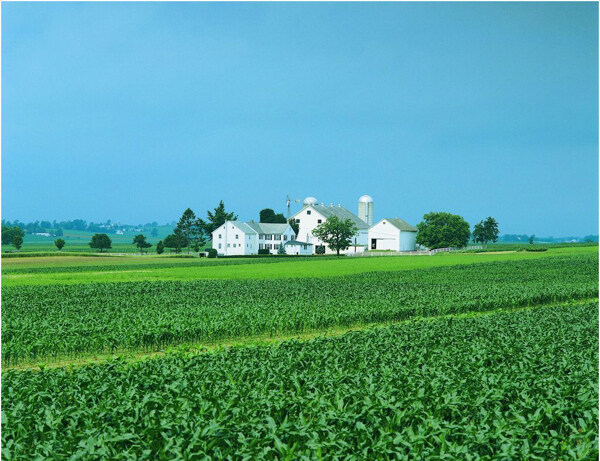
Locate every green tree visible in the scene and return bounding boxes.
[198,201,238,239]
[312,216,358,256]
[472,217,499,246]
[2,226,24,245]
[132,234,152,254]
[472,222,486,245]
[260,209,287,223]
[288,218,299,237]
[176,208,206,254]
[54,238,66,251]
[89,233,112,253]
[55,228,63,237]
[529,235,535,244]
[163,230,188,254]
[12,234,23,250]
[156,240,165,254]
[416,212,470,250]
[483,217,499,244]
[277,244,287,255]
[151,228,158,237]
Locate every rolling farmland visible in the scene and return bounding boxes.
[2,246,598,458]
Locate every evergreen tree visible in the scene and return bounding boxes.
[198,201,238,239]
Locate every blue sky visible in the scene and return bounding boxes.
[2,2,598,235]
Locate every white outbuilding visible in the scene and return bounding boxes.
[283,240,313,255]
[368,218,418,251]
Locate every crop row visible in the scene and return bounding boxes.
[2,255,597,365]
[2,302,597,460]
[1,255,337,275]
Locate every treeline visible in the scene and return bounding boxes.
[499,234,598,243]
[0,219,172,235]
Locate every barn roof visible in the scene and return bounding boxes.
[284,240,313,246]
[382,218,418,232]
[309,205,369,230]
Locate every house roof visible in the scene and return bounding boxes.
[284,240,313,246]
[224,221,258,234]
[381,218,418,232]
[244,222,290,234]
[292,204,369,230]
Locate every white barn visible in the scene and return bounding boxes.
[289,197,369,254]
[212,221,296,256]
[368,218,418,251]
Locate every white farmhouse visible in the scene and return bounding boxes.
[289,197,370,254]
[212,221,296,256]
[368,218,418,251]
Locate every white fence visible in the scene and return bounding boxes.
[346,245,483,257]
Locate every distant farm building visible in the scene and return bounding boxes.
[368,218,418,251]
[290,195,417,254]
[290,197,369,255]
[214,195,417,256]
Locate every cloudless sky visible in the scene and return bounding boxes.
[2,2,598,236]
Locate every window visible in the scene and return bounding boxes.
[218,243,222,249]
[233,244,236,248]
[235,234,239,239]
[275,235,281,240]
[317,219,322,224]
[259,243,264,250]
[307,210,311,215]
[274,244,279,249]
[303,245,307,250]
[227,244,230,248]
[268,234,272,240]
[283,235,288,241]
[218,234,222,239]
[295,219,300,223]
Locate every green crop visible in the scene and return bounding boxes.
[2,302,597,460]
[2,255,597,365]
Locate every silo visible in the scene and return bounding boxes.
[358,195,374,225]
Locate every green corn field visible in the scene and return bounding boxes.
[2,254,597,366]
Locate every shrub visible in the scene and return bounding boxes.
[315,245,326,255]
[258,249,270,255]
[207,249,217,258]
